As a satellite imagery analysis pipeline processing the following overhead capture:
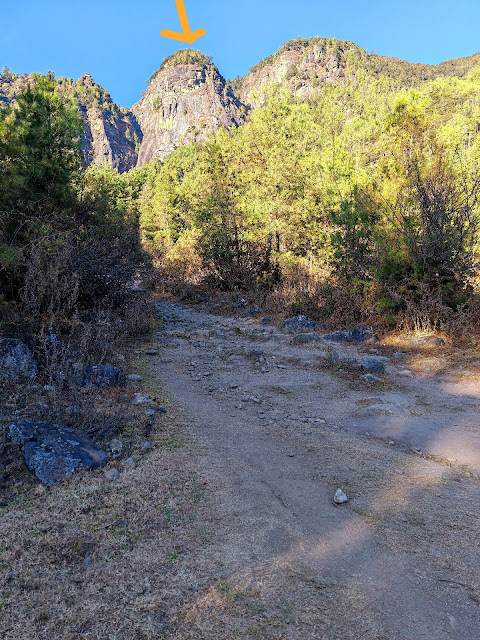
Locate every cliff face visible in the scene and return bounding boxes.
[132,56,246,166]
[73,74,141,174]
[0,72,142,173]
[3,41,480,173]
[234,37,480,108]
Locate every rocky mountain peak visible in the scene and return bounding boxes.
[78,72,95,88]
[132,50,247,166]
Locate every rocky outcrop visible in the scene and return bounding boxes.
[233,37,480,108]
[0,338,38,382]
[8,420,108,485]
[3,42,480,171]
[73,73,141,173]
[132,53,247,166]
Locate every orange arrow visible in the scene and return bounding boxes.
[161,0,206,44]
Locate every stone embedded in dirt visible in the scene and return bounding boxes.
[248,349,265,359]
[241,305,265,317]
[144,409,155,416]
[361,373,380,384]
[0,337,38,382]
[8,420,107,485]
[362,356,386,374]
[144,349,159,356]
[132,393,152,405]
[323,326,378,344]
[81,364,121,388]
[331,352,361,368]
[398,369,413,377]
[333,488,349,504]
[408,335,445,347]
[127,374,142,383]
[104,468,120,481]
[278,315,319,333]
[291,333,322,345]
[109,439,123,454]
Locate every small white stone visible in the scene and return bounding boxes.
[333,489,348,504]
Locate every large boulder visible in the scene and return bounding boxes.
[322,327,377,344]
[8,420,108,485]
[0,338,38,382]
[362,356,386,374]
[407,335,445,348]
[279,315,319,333]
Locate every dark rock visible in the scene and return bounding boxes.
[362,356,386,374]
[248,349,265,359]
[408,335,445,347]
[291,333,322,345]
[82,364,121,388]
[279,315,319,333]
[261,316,272,325]
[8,420,107,485]
[0,338,38,382]
[323,326,377,344]
[241,305,265,317]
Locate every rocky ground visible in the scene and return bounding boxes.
[1,296,479,639]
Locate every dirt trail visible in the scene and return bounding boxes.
[147,297,480,639]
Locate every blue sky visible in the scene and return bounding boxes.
[1,1,479,108]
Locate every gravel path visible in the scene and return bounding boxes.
[141,298,480,639]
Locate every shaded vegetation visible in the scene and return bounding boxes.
[139,69,480,334]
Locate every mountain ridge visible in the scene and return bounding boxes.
[2,37,480,172]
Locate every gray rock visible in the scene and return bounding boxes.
[241,305,265,317]
[82,557,92,567]
[0,338,38,382]
[261,316,272,325]
[408,335,445,347]
[291,333,322,345]
[333,489,349,504]
[323,326,377,344]
[132,393,151,405]
[144,349,159,356]
[109,439,123,454]
[82,365,120,388]
[127,374,142,383]
[8,420,107,485]
[144,409,155,417]
[104,468,120,481]
[361,373,380,384]
[279,315,319,333]
[362,356,385,374]
[209,329,226,339]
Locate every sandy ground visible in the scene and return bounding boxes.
[1,297,479,639]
